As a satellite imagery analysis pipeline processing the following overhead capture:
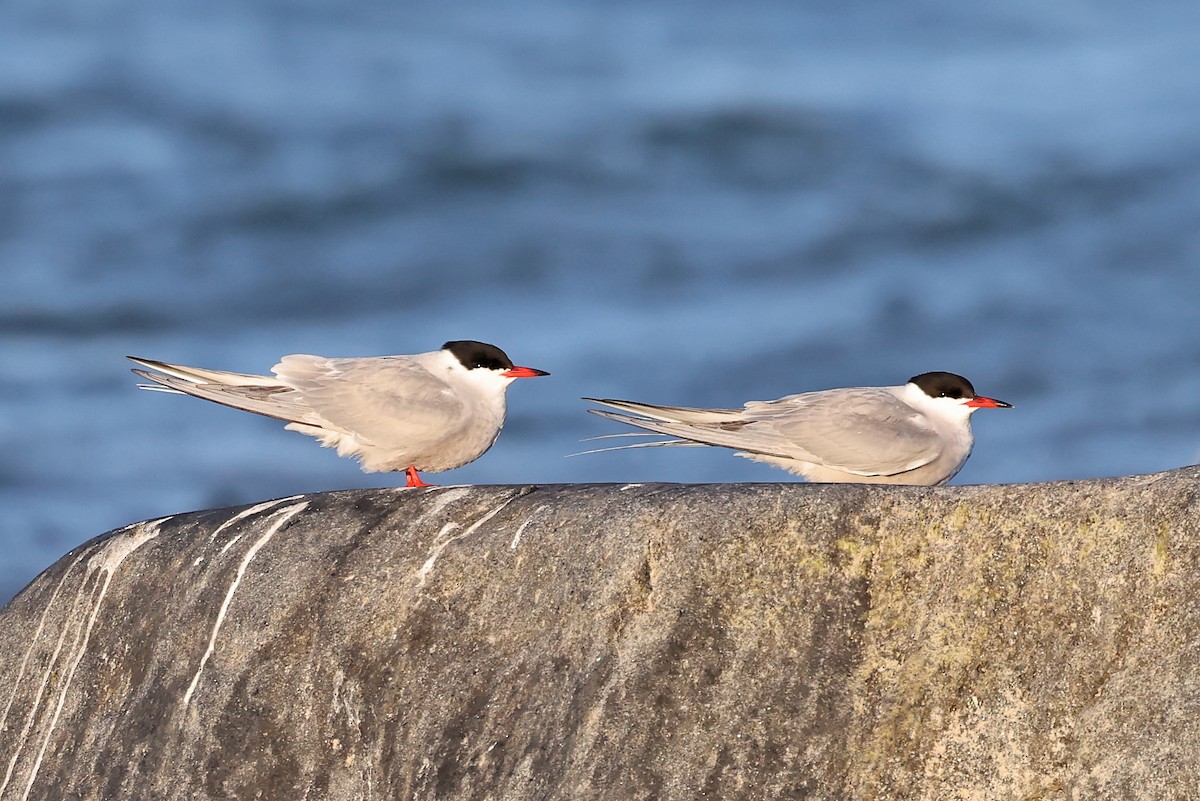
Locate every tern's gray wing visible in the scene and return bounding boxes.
[274,355,463,446]
[128,357,283,387]
[588,388,942,477]
[740,387,943,475]
[130,358,320,425]
[582,398,742,423]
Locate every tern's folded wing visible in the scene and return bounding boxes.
[128,357,283,387]
[130,369,320,425]
[743,388,943,476]
[274,355,464,446]
[583,398,742,424]
[589,388,944,477]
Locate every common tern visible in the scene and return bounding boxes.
[130,340,549,487]
[583,372,1011,485]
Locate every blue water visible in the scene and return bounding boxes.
[4,1,1200,603]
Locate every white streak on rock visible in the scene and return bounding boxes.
[417,495,520,587]
[0,574,97,800]
[0,548,89,736]
[0,544,95,799]
[619,484,644,491]
[414,523,460,588]
[218,534,244,555]
[16,519,163,801]
[208,496,302,543]
[181,502,308,710]
[510,505,549,550]
[412,488,472,525]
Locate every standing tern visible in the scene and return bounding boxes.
[130,340,549,487]
[582,371,1011,485]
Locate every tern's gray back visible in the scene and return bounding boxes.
[276,355,467,446]
[742,386,945,476]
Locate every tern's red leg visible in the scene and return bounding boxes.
[405,466,435,488]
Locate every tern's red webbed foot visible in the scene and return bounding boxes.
[405,466,435,488]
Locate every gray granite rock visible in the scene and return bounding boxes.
[2,471,1200,800]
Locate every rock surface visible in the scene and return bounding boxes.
[2,471,1200,800]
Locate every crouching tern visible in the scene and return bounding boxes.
[582,371,1011,486]
[130,340,549,487]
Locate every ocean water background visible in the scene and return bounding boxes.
[3,1,1200,603]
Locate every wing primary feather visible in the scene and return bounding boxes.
[127,356,280,387]
[130,370,316,426]
[567,439,700,457]
[586,408,798,462]
[583,398,741,423]
[135,382,186,394]
[579,432,668,442]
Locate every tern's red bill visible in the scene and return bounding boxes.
[502,366,550,378]
[965,395,1012,409]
